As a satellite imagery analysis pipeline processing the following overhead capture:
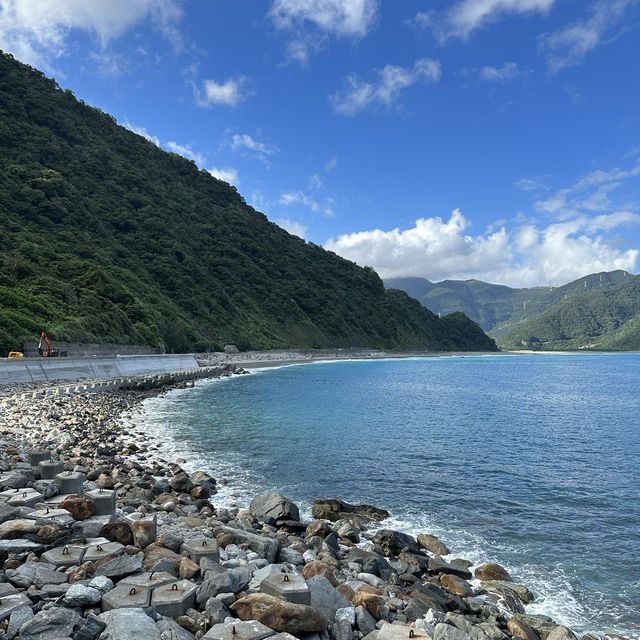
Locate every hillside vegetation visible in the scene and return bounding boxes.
[0,52,496,355]
[386,271,640,350]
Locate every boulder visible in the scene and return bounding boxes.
[231,593,327,633]
[371,529,420,556]
[481,580,534,604]
[63,583,103,607]
[98,608,162,640]
[475,563,512,582]
[100,520,134,546]
[307,574,350,622]
[59,496,95,520]
[170,472,194,493]
[547,626,578,640]
[418,533,450,556]
[7,607,34,640]
[507,618,540,640]
[440,574,474,598]
[95,552,144,579]
[213,525,281,563]
[334,518,360,542]
[312,498,389,523]
[18,607,82,640]
[250,492,300,524]
[143,543,183,571]
[0,518,40,538]
[433,624,473,640]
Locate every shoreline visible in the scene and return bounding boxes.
[0,367,631,639]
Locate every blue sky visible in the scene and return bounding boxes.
[1,0,639,287]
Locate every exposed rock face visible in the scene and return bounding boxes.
[231,593,327,633]
[312,498,389,523]
[250,492,300,525]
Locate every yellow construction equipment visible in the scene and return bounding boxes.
[8,351,24,358]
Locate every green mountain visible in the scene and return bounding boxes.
[386,271,639,350]
[0,52,496,356]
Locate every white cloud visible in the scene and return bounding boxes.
[535,162,640,218]
[410,0,555,42]
[165,141,206,167]
[230,133,276,157]
[539,0,639,73]
[273,216,308,238]
[324,208,640,287]
[280,190,334,217]
[309,173,323,190]
[194,77,248,107]
[121,118,160,146]
[325,155,338,171]
[208,167,239,185]
[269,0,379,64]
[331,58,441,116]
[514,176,550,192]
[0,0,182,70]
[479,61,520,81]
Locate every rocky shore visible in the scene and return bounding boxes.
[0,373,627,640]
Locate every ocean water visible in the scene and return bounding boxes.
[133,354,640,637]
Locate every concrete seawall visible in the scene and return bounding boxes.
[0,354,199,384]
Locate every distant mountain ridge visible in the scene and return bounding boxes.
[0,51,497,355]
[386,270,640,350]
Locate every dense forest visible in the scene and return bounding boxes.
[0,52,496,355]
[387,271,640,350]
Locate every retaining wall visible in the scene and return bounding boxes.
[0,354,199,385]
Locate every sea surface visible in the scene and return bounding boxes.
[134,353,640,636]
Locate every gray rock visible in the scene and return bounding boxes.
[307,574,350,623]
[204,596,231,624]
[72,612,107,640]
[278,546,305,566]
[98,608,161,640]
[95,552,143,579]
[250,492,300,524]
[213,525,281,563]
[10,563,67,589]
[196,566,251,604]
[18,606,82,640]
[0,502,19,525]
[88,575,114,592]
[433,624,473,640]
[64,583,103,607]
[355,605,377,635]
[156,617,196,640]
[547,626,578,640]
[334,519,360,542]
[33,480,59,499]
[371,529,420,556]
[7,606,34,640]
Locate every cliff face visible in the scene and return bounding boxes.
[0,51,497,354]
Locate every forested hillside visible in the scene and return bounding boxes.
[0,52,496,355]
[387,271,639,350]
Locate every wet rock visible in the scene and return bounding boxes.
[475,563,512,582]
[250,492,300,525]
[481,580,534,604]
[18,606,82,640]
[372,529,420,556]
[312,498,389,524]
[231,592,327,633]
[418,533,450,556]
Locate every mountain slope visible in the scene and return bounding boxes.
[386,271,638,349]
[498,275,640,350]
[0,52,496,355]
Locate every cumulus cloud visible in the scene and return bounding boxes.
[325,208,639,287]
[269,0,378,64]
[273,216,308,238]
[410,0,555,42]
[208,167,239,185]
[194,77,249,107]
[0,0,182,70]
[231,133,276,157]
[280,191,334,217]
[165,141,206,167]
[330,58,441,116]
[539,0,639,73]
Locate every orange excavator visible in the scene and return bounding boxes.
[38,331,67,357]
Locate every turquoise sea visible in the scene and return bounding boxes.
[135,353,640,637]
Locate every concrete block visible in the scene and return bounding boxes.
[121,571,177,590]
[181,537,220,564]
[42,544,85,567]
[38,460,64,480]
[150,579,197,618]
[125,512,157,548]
[26,507,75,526]
[101,583,151,611]
[260,571,311,605]
[0,593,32,622]
[83,541,124,563]
[29,449,50,467]
[86,488,116,516]
[0,488,43,508]
[378,623,432,640]
[55,471,85,495]
[203,619,275,640]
